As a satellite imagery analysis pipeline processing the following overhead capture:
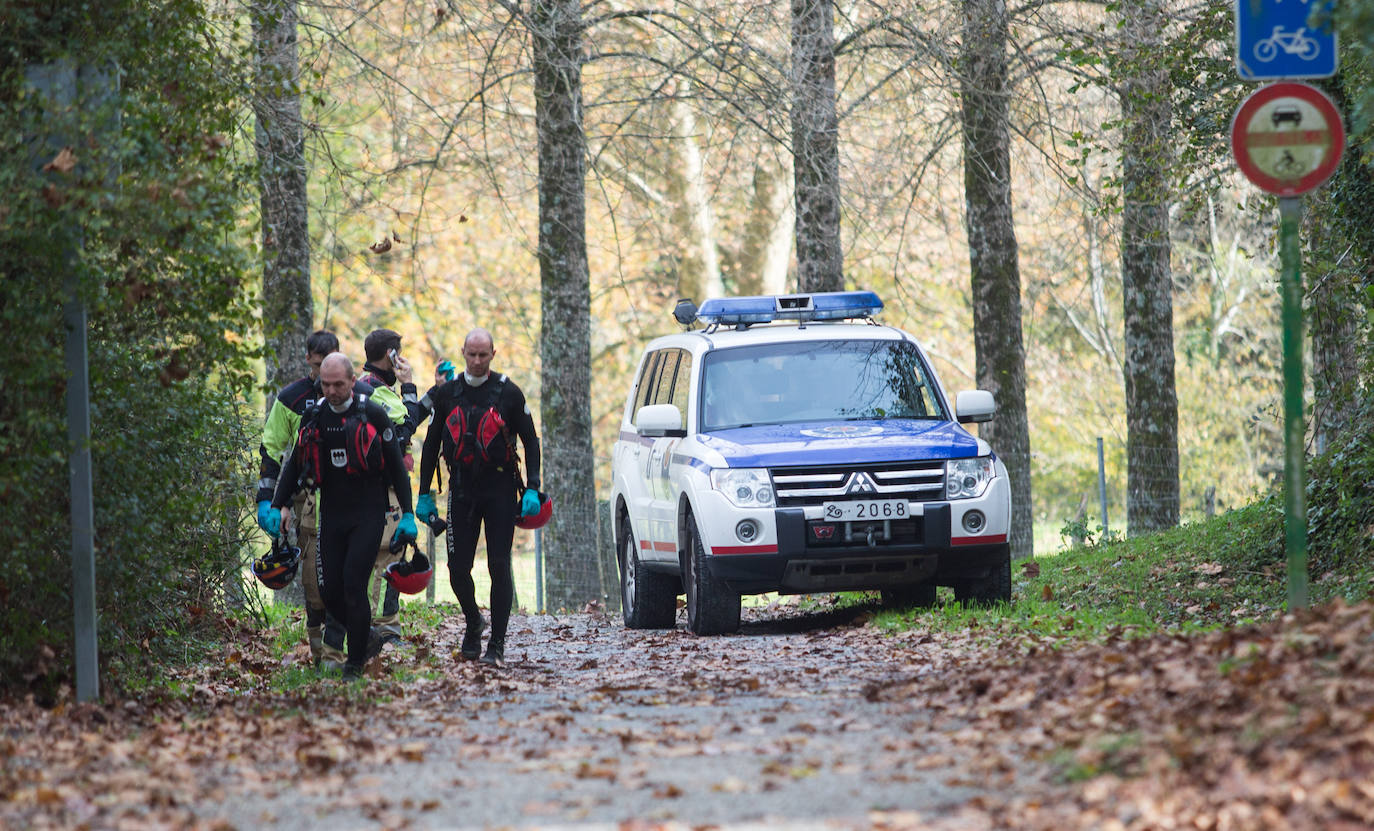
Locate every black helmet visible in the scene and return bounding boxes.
[252,537,301,590]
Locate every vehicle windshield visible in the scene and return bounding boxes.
[699,339,946,431]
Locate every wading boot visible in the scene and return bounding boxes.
[459,615,486,661]
[307,625,325,668]
[480,638,505,668]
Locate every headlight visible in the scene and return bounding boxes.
[946,457,995,500]
[710,468,775,508]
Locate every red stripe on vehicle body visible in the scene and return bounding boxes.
[951,533,1008,546]
[639,539,677,552]
[711,544,779,555]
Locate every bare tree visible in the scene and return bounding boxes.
[791,0,844,292]
[1117,0,1179,533]
[251,0,312,398]
[531,0,601,609]
[959,0,1033,559]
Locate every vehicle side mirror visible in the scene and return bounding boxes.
[955,390,996,424]
[636,404,686,438]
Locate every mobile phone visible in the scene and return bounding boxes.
[388,348,400,364]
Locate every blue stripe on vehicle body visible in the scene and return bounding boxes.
[618,429,654,448]
[671,454,712,475]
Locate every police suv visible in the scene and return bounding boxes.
[609,291,1012,635]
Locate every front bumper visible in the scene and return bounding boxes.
[706,504,1008,594]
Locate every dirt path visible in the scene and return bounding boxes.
[12,600,1371,830]
[207,606,1027,830]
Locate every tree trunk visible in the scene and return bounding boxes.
[668,85,723,302]
[1308,72,1370,455]
[251,0,311,402]
[1118,0,1179,534]
[790,0,843,294]
[737,158,795,296]
[533,0,600,611]
[960,0,1033,560]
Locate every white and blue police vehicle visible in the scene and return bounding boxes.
[609,291,1012,634]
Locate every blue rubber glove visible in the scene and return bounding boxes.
[520,489,541,517]
[393,512,418,546]
[257,501,280,538]
[416,493,437,523]
[437,360,456,382]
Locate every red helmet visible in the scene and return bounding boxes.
[253,537,301,590]
[384,543,433,595]
[515,490,553,530]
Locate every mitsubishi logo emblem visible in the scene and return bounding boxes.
[844,472,878,495]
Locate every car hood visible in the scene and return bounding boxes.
[697,420,981,468]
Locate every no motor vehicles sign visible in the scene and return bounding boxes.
[1230,82,1344,196]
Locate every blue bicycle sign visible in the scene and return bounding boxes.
[1236,0,1337,80]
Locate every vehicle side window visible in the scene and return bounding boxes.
[651,350,681,408]
[667,351,693,427]
[633,351,663,422]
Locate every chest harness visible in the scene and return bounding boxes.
[444,375,519,481]
[294,394,385,491]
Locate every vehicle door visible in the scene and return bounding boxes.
[642,349,689,563]
[621,349,665,551]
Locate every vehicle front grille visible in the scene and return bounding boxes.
[771,461,946,507]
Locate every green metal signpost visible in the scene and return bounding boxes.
[1230,82,1344,610]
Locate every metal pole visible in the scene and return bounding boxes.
[534,527,544,614]
[1096,437,1108,537]
[65,268,99,702]
[1278,196,1308,610]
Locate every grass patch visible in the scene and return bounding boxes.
[871,495,1373,641]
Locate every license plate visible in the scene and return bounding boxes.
[822,499,909,521]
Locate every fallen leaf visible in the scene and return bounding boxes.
[43,147,77,174]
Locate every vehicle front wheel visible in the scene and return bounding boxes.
[953,544,1012,606]
[684,510,741,635]
[620,520,678,629]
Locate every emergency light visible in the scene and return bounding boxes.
[693,291,883,328]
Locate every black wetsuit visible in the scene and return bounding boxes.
[274,395,413,670]
[419,374,540,649]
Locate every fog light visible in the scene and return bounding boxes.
[961,510,986,534]
[736,519,760,543]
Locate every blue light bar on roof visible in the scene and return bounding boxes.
[694,291,884,326]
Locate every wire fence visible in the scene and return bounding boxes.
[266,499,622,617]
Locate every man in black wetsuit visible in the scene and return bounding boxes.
[418,328,541,668]
[274,353,418,680]
[255,329,348,667]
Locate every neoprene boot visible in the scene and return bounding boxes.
[480,637,504,668]
[460,615,486,660]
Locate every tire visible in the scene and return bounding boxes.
[881,582,937,610]
[953,544,1012,606]
[683,511,741,635]
[620,520,678,629]
[1254,40,1277,62]
[1299,39,1319,60]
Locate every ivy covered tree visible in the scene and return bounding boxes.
[0,0,259,698]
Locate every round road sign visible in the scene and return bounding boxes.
[1231,82,1345,197]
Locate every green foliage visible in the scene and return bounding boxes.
[1307,394,1374,596]
[0,0,259,699]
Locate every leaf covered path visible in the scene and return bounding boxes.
[3,600,1373,830]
